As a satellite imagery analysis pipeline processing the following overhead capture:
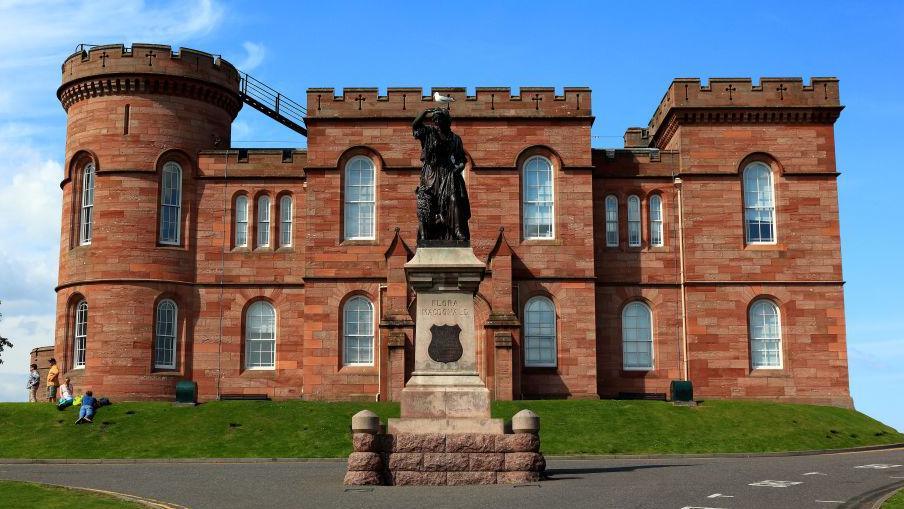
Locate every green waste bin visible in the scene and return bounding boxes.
[670,380,693,402]
[175,380,197,404]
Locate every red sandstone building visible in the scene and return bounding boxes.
[50,44,851,407]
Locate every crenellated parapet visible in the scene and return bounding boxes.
[306,87,592,119]
[647,77,843,149]
[59,43,241,117]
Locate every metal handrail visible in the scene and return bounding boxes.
[239,71,306,125]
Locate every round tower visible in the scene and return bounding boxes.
[55,43,241,399]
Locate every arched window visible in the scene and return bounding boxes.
[245,300,276,369]
[279,195,293,247]
[73,300,88,369]
[522,156,554,239]
[524,296,556,367]
[605,195,619,247]
[154,299,177,370]
[159,162,182,245]
[749,299,782,369]
[622,301,653,370]
[79,163,95,245]
[344,156,376,240]
[649,195,664,247]
[627,195,641,247]
[743,162,776,243]
[257,195,270,247]
[343,296,374,366]
[234,195,249,247]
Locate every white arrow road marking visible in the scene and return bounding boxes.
[706,494,734,499]
[802,472,827,476]
[749,480,804,488]
[854,464,902,469]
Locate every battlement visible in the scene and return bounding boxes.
[61,43,240,93]
[198,149,307,179]
[305,87,592,119]
[647,77,842,148]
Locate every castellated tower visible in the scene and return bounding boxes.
[55,44,241,398]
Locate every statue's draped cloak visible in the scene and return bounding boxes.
[414,122,471,242]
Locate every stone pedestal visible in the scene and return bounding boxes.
[343,247,544,486]
[388,247,504,435]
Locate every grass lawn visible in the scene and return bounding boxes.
[884,488,904,509]
[0,481,144,508]
[0,399,899,459]
[882,489,904,509]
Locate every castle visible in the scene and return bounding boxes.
[50,43,851,406]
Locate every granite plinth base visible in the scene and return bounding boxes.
[388,418,504,434]
[343,432,544,486]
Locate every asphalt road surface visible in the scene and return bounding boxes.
[1,448,902,508]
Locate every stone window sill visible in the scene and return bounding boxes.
[748,368,788,378]
[744,243,785,251]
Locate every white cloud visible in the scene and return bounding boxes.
[235,41,266,72]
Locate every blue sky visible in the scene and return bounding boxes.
[0,0,901,430]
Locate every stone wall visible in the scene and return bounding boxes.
[345,432,545,486]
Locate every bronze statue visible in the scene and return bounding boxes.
[412,108,471,245]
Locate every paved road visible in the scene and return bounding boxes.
[1,448,902,508]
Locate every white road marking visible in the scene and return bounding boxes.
[815,501,844,504]
[706,493,734,499]
[802,472,827,476]
[891,476,904,479]
[680,506,727,509]
[748,480,804,488]
[854,464,902,469]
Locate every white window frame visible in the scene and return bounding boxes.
[235,195,249,247]
[79,163,95,245]
[159,162,182,245]
[73,300,87,369]
[649,194,664,247]
[627,195,642,247]
[749,299,783,369]
[245,300,276,369]
[523,296,557,368]
[279,195,292,247]
[605,195,619,247]
[743,162,777,244]
[344,156,376,240]
[622,301,654,370]
[522,155,555,239]
[343,296,374,366]
[257,195,271,248]
[154,299,178,370]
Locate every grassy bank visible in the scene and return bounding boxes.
[884,489,904,509]
[0,400,899,459]
[0,481,144,508]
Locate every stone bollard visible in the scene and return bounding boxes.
[344,410,384,486]
[511,409,539,434]
[351,410,381,434]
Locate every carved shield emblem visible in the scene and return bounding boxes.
[428,324,463,363]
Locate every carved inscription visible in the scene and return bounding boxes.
[421,299,470,317]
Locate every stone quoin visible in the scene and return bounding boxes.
[49,43,850,407]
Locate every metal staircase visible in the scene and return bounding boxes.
[238,72,307,137]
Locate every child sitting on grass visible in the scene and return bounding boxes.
[75,390,97,424]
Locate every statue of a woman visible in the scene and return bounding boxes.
[412,108,471,245]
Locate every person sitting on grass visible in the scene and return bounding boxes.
[57,378,74,410]
[75,390,97,424]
